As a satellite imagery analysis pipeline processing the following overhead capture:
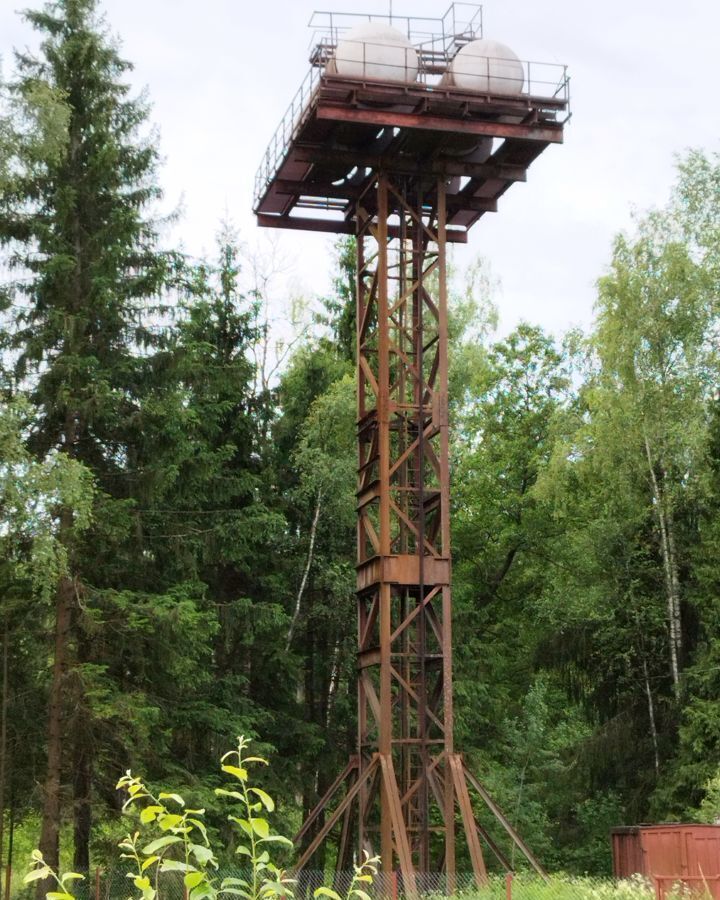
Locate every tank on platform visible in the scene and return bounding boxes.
[448,39,524,94]
[332,22,419,83]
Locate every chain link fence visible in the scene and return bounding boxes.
[8,868,717,900]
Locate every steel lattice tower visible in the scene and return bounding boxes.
[253,4,569,888]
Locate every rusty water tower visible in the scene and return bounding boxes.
[253,4,570,890]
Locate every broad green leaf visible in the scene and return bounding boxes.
[184,872,205,889]
[259,882,290,898]
[158,813,185,831]
[235,845,252,857]
[351,890,373,900]
[61,874,85,883]
[158,792,185,806]
[159,860,194,873]
[249,788,274,812]
[24,869,51,883]
[133,877,151,891]
[218,890,251,898]
[221,764,248,781]
[228,816,252,836]
[221,878,249,888]
[250,817,269,838]
[214,789,244,801]
[31,850,43,862]
[141,856,159,872]
[258,835,294,847]
[314,888,342,900]
[188,818,209,842]
[190,843,215,865]
[140,805,164,824]
[190,886,215,900]
[47,893,75,900]
[242,757,268,765]
[142,834,183,854]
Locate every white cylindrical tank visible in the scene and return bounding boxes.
[449,39,524,95]
[334,23,419,83]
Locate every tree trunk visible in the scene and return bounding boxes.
[643,433,682,696]
[72,631,92,873]
[72,736,92,872]
[37,570,74,892]
[642,656,660,776]
[665,506,683,675]
[325,638,341,729]
[285,490,322,652]
[4,793,14,900]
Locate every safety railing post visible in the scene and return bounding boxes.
[506,872,514,900]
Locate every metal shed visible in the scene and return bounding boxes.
[612,825,720,878]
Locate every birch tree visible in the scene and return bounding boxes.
[593,214,715,694]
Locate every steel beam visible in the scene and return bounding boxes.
[256,212,469,243]
[293,148,529,182]
[316,105,564,143]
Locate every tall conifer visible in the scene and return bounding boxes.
[0,0,171,874]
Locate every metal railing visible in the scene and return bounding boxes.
[253,63,322,212]
[253,39,570,211]
[308,3,484,56]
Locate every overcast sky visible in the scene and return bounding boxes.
[2,0,719,337]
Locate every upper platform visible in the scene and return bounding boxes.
[253,5,570,242]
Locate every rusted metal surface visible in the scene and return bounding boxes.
[254,71,567,237]
[315,102,565,143]
[294,757,380,873]
[287,172,548,884]
[464,764,547,878]
[612,828,646,878]
[294,757,358,845]
[612,825,720,878]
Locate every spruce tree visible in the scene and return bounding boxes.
[0,0,171,875]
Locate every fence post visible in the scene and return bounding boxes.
[506,872,514,900]
[94,867,100,900]
[391,870,398,900]
[3,864,10,900]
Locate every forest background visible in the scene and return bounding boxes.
[1,0,720,883]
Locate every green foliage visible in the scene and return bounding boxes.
[316,238,356,362]
[24,850,84,900]
[461,874,655,900]
[313,854,379,900]
[25,741,381,900]
[0,68,69,193]
[0,397,93,599]
[26,738,296,900]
